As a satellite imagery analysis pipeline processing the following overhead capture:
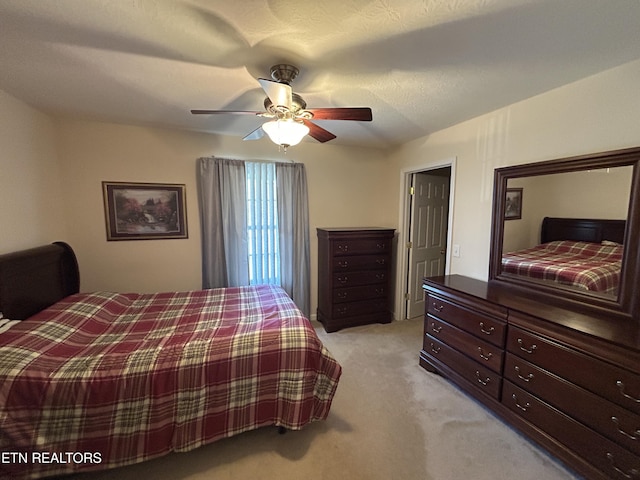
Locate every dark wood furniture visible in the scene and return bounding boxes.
[317,227,394,332]
[0,242,79,319]
[421,274,640,480]
[540,217,626,245]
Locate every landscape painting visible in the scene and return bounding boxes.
[103,182,187,240]
[504,188,523,220]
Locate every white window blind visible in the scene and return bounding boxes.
[245,162,280,285]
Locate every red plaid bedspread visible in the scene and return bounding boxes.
[0,285,341,479]
[501,240,622,294]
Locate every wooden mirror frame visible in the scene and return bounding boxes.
[489,146,640,321]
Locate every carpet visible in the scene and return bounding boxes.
[71,318,580,480]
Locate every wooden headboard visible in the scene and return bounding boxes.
[0,242,80,320]
[540,217,627,245]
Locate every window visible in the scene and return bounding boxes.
[245,162,280,285]
[199,157,310,315]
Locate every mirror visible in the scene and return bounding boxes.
[489,147,640,320]
[503,166,631,301]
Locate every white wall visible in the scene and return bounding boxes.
[0,90,67,254]
[388,59,640,295]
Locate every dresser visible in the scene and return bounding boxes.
[317,228,395,332]
[421,275,640,480]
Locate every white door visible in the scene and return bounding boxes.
[406,171,450,319]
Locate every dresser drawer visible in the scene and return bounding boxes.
[333,284,387,304]
[503,381,640,480]
[318,310,391,332]
[333,270,387,287]
[331,254,389,272]
[329,299,389,319]
[425,315,504,374]
[332,238,391,256]
[505,353,640,456]
[507,326,640,415]
[423,335,502,399]
[427,294,506,347]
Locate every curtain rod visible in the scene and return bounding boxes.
[202,156,296,164]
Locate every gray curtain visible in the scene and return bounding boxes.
[198,157,249,288]
[276,162,311,317]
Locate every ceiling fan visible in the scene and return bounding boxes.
[191,64,373,150]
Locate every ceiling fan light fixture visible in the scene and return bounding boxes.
[191,64,372,145]
[262,119,309,149]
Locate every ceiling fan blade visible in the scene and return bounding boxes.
[305,107,372,121]
[191,109,263,115]
[302,120,337,143]
[258,78,292,110]
[242,125,265,141]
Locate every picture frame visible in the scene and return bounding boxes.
[504,188,523,220]
[102,182,188,241]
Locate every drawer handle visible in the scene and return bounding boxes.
[514,365,534,382]
[337,276,348,284]
[475,371,491,386]
[375,273,385,280]
[479,322,495,336]
[477,347,493,361]
[376,243,386,250]
[338,261,349,268]
[337,307,348,315]
[517,338,537,354]
[616,381,640,403]
[606,453,639,479]
[430,323,442,334]
[375,288,385,295]
[611,416,640,441]
[429,342,441,354]
[337,292,348,299]
[338,244,349,252]
[512,393,530,412]
[376,259,386,265]
[432,302,444,312]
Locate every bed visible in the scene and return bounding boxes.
[501,217,626,295]
[0,243,342,479]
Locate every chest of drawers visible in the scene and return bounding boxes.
[421,275,640,480]
[317,228,394,332]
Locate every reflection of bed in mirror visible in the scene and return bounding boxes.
[501,217,626,295]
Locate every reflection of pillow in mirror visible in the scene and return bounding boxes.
[602,240,622,246]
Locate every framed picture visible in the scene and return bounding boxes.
[102,182,188,241]
[504,188,523,220]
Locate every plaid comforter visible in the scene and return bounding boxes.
[0,285,341,479]
[501,240,623,294]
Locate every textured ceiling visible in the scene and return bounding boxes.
[1,0,639,149]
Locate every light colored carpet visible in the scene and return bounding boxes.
[72,318,580,480]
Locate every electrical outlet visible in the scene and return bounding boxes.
[452,244,460,257]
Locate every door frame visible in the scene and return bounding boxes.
[395,157,457,320]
